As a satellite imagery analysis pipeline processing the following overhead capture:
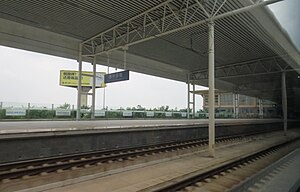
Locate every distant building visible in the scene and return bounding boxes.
[195,90,278,118]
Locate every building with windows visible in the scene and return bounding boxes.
[195,90,278,118]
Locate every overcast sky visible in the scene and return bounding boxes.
[0,0,298,110]
[0,46,204,110]
[268,0,300,50]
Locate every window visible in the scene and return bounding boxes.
[239,95,246,105]
[215,95,219,105]
[203,94,219,106]
[220,93,233,106]
[245,96,255,105]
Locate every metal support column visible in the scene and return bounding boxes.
[187,74,190,119]
[282,72,287,136]
[72,105,74,119]
[237,94,240,118]
[123,47,128,70]
[0,101,2,120]
[51,104,54,119]
[234,93,239,119]
[208,20,215,157]
[258,99,264,119]
[103,53,110,110]
[76,44,83,120]
[27,103,30,119]
[233,93,236,118]
[193,83,195,118]
[91,56,97,119]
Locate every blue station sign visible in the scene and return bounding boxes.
[104,70,130,83]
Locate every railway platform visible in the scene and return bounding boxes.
[0,119,290,164]
[0,119,282,134]
[232,148,300,192]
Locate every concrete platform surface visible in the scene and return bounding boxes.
[0,119,281,134]
[37,130,298,192]
[234,148,300,192]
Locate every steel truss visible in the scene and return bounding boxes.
[80,0,281,57]
[235,81,280,92]
[190,55,300,81]
[235,80,297,94]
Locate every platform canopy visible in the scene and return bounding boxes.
[0,0,300,113]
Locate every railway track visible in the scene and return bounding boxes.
[0,131,267,182]
[152,136,300,192]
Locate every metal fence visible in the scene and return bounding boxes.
[0,101,214,120]
[1,101,278,121]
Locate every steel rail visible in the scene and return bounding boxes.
[153,137,300,192]
[0,130,271,181]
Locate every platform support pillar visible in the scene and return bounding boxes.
[91,56,97,119]
[282,71,287,136]
[103,53,110,110]
[193,83,195,118]
[27,103,31,119]
[208,20,215,157]
[187,73,190,119]
[76,44,83,120]
[233,93,236,118]
[233,93,239,119]
[258,99,263,119]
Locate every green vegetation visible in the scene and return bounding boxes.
[58,103,71,109]
[28,109,55,119]
[0,109,5,119]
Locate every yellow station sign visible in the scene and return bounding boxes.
[60,70,106,88]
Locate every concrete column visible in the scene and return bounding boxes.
[282,72,287,135]
[187,73,190,119]
[76,44,83,120]
[91,56,97,119]
[208,20,215,157]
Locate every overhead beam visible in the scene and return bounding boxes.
[0,18,79,60]
[81,0,282,57]
[190,55,300,81]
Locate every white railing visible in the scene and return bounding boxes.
[0,101,210,120]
